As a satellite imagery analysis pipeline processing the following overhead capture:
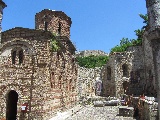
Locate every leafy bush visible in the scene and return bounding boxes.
[51,33,61,52]
[76,55,109,68]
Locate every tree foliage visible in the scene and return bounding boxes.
[139,13,148,27]
[76,55,109,68]
[110,14,148,53]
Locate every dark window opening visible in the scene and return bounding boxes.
[19,50,23,64]
[58,22,61,35]
[107,67,111,80]
[44,22,48,31]
[122,64,128,77]
[12,51,16,64]
[130,71,140,84]
[51,72,55,88]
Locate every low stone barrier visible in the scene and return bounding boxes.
[119,106,134,117]
[139,98,158,120]
[93,101,104,107]
[123,95,158,120]
[104,99,120,106]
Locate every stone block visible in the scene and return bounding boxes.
[119,106,134,117]
[93,101,104,107]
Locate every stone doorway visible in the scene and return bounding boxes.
[6,90,18,120]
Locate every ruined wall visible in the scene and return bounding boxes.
[77,66,102,97]
[102,54,116,97]
[103,46,144,97]
[114,52,133,97]
[75,50,108,97]
[125,46,144,95]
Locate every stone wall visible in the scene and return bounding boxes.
[126,46,145,95]
[139,99,158,120]
[77,66,103,98]
[101,54,116,97]
[103,46,144,97]
[143,31,157,96]
[124,95,158,120]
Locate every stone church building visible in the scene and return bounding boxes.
[0,1,78,120]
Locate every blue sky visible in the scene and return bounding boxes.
[2,0,147,53]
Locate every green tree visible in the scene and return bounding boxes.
[110,14,148,53]
[76,55,109,68]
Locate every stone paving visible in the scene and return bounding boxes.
[65,105,135,120]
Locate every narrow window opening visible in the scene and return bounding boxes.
[122,64,128,77]
[44,22,48,31]
[58,22,61,35]
[19,50,23,64]
[107,67,111,80]
[51,72,55,88]
[12,51,16,64]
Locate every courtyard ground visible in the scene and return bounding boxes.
[49,105,135,120]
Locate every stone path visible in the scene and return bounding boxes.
[65,105,135,120]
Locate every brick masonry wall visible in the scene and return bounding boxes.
[0,27,77,120]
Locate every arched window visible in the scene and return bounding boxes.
[107,66,111,80]
[11,48,24,65]
[122,64,128,77]
[12,51,16,64]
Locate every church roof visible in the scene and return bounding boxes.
[2,27,53,43]
[1,27,76,52]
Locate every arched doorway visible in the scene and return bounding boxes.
[6,90,18,120]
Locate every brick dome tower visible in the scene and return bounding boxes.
[35,9,72,39]
[146,0,160,31]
